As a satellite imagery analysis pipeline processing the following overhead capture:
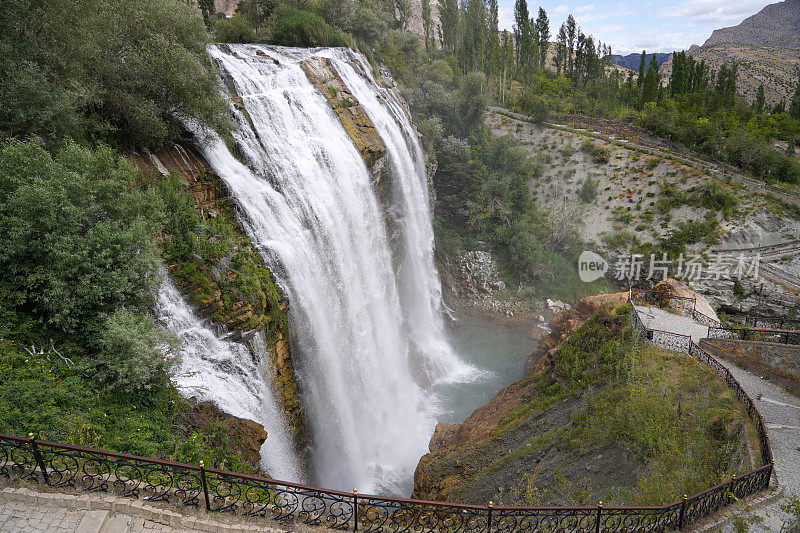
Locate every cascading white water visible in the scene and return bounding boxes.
[155,278,303,482]
[183,44,473,495]
[320,50,472,385]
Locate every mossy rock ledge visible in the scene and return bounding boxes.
[129,144,308,455]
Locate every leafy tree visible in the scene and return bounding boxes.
[455,71,487,137]
[0,139,163,335]
[0,0,228,147]
[97,308,181,393]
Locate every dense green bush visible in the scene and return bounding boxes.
[0,139,162,335]
[0,0,228,147]
[271,8,350,47]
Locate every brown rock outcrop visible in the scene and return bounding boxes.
[128,143,308,448]
[188,402,269,470]
[524,291,629,375]
[300,57,387,175]
[426,292,628,457]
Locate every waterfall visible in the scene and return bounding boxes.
[182,44,472,495]
[156,278,303,482]
[322,50,471,385]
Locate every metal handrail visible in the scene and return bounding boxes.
[0,304,774,532]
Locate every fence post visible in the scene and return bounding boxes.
[199,461,211,511]
[487,501,493,533]
[595,501,602,533]
[353,489,358,532]
[28,433,49,485]
[678,494,687,529]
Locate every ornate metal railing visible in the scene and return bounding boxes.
[708,326,800,345]
[0,305,774,532]
[745,315,800,331]
[630,288,720,327]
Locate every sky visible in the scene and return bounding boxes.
[495,0,779,55]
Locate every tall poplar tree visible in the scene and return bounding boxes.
[534,7,550,69]
[565,15,577,79]
[440,0,460,54]
[513,0,529,69]
[789,76,800,119]
[637,50,646,88]
[555,23,567,76]
[755,84,765,113]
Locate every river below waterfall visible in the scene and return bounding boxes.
[434,317,538,425]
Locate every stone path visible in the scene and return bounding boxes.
[703,341,800,532]
[632,303,710,342]
[0,486,293,533]
[633,303,800,531]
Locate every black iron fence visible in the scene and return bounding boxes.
[0,304,774,532]
[708,326,800,345]
[745,315,800,331]
[629,288,719,328]
[0,429,773,533]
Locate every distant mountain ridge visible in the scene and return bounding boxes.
[703,0,800,48]
[610,52,671,71]
[661,0,800,106]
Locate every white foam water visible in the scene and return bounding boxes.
[172,44,476,495]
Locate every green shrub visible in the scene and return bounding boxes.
[578,176,599,203]
[272,8,350,47]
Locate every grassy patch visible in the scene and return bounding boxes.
[489,303,755,506]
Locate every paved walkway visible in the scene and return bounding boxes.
[632,303,710,342]
[0,486,292,533]
[633,303,800,531]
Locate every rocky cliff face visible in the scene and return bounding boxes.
[187,402,270,470]
[661,0,800,106]
[413,292,629,503]
[128,143,308,452]
[703,0,800,49]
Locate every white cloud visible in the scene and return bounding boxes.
[656,0,773,25]
[553,4,569,14]
[576,3,596,13]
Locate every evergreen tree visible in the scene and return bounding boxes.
[637,50,646,88]
[789,76,800,119]
[774,99,786,114]
[440,0,460,53]
[513,0,529,68]
[755,84,765,113]
[565,15,577,78]
[641,54,660,104]
[534,7,550,69]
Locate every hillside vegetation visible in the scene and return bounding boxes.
[413,302,758,506]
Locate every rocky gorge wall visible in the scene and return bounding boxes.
[128,144,308,456]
